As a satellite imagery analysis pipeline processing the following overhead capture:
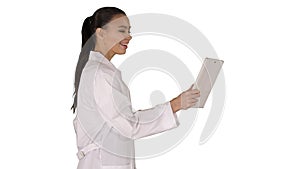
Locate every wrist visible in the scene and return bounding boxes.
[170,96,181,113]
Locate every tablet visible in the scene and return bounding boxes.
[192,58,224,108]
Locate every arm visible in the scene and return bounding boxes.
[94,68,180,140]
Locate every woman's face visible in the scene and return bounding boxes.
[96,14,132,56]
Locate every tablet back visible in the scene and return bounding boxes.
[192,58,224,108]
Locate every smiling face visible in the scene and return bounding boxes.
[95,14,132,57]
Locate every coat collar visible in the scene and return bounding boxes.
[89,50,118,71]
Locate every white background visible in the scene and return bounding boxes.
[0,0,299,168]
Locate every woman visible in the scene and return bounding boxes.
[71,7,200,169]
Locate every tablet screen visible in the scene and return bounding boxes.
[192,58,223,108]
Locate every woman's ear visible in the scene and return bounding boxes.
[95,28,104,40]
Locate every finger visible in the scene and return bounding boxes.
[191,92,201,97]
[191,98,199,102]
[186,88,200,93]
[186,98,198,104]
[187,102,197,108]
[187,84,194,91]
[192,89,200,93]
[185,92,200,99]
[186,90,200,95]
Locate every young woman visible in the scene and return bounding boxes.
[71,7,200,169]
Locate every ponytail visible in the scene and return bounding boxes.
[70,16,95,113]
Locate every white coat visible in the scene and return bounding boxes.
[73,51,180,169]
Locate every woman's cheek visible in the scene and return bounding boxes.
[114,32,126,42]
[107,37,119,50]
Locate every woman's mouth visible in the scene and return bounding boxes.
[119,41,128,49]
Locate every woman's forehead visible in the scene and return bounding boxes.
[107,15,131,28]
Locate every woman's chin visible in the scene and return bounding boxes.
[115,50,127,55]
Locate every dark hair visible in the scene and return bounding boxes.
[71,7,126,113]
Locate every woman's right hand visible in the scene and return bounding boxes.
[170,84,200,112]
[179,84,201,110]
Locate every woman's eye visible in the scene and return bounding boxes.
[119,30,131,34]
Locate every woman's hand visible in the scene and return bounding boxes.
[170,84,200,113]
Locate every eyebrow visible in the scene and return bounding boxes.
[118,25,131,29]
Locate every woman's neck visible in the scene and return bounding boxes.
[94,46,115,61]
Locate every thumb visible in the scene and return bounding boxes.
[187,84,194,91]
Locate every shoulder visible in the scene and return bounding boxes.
[94,62,122,87]
[97,62,119,75]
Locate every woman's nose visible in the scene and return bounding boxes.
[126,34,132,40]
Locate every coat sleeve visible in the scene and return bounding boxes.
[93,66,180,140]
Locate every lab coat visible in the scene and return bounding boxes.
[73,51,180,169]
